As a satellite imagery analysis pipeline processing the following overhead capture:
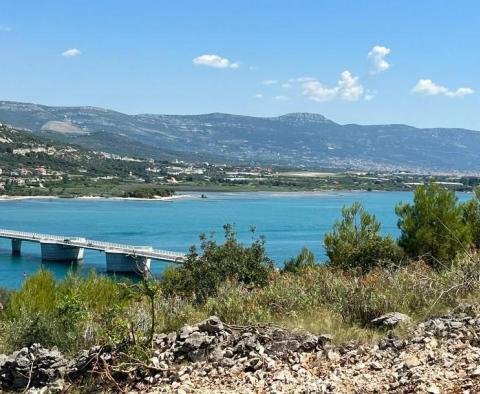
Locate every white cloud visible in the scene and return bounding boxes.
[302,81,338,102]
[281,82,292,89]
[364,93,375,101]
[274,95,289,101]
[302,70,364,102]
[261,79,278,85]
[412,79,474,98]
[0,25,12,32]
[254,93,263,99]
[192,54,239,69]
[62,48,81,58]
[288,77,316,83]
[368,45,391,74]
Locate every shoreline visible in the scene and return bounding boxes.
[0,189,427,202]
[0,194,193,202]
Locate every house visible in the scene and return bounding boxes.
[35,167,47,176]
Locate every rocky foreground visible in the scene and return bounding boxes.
[2,306,480,393]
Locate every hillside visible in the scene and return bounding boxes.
[0,123,179,198]
[1,101,480,172]
[0,123,150,177]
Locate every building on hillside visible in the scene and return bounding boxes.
[35,167,47,176]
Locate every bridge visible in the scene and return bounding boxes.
[0,229,186,274]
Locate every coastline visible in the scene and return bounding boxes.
[0,194,193,202]
[0,189,420,202]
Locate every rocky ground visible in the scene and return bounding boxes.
[2,305,480,393]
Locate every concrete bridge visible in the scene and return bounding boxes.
[0,229,186,274]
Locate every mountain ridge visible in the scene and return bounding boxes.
[1,100,479,173]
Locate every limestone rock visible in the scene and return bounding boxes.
[371,312,411,328]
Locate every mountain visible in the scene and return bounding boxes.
[1,100,480,172]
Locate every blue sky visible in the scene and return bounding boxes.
[1,1,479,129]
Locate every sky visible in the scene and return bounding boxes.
[1,1,480,129]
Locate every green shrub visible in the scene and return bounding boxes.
[162,224,275,302]
[324,202,404,272]
[283,247,316,273]
[0,271,134,354]
[463,188,480,248]
[396,182,472,268]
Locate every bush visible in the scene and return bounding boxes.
[0,271,134,353]
[283,247,316,274]
[396,182,472,268]
[162,224,275,302]
[463,189,480,248]
[324,202,404,272]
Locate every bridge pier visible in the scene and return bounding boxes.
[11,239,21,255]
[40,241,85,262]
[105,250,151,274]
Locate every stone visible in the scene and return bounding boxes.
[404,355,421,368]
[208,347,224,362]
[427,385,440,394]
[198,316,225,334]
[0,344,68,391]
[301,335,319,352]
[327,350,341,362]
[150,356,160,368]
[371,312,411,328]
[179,325,198,340]
[183,332,212,350]
[318,334,333,345]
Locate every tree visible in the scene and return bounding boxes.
[162,225,274,303]
[283,247,316,274]
[396,182,472,268]
[462,188,480,249]
[324,202,404,272]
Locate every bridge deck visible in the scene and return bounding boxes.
[0,229,186,263]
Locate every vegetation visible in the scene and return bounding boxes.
[462,188,480,248]
[396,182,472,268]
[162,225,275,302]
[282,247,316,274]
[122,187,174,199]
[324,202,404,272]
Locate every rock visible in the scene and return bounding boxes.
[427,385,440,394]
[371,312,411,328]
[183,332,212,350]
[0,344,68,391]
[198,316,225,334]
[301,335,319,352]
[179,325,198,340]
[404,355,421,368]
[208,347,225,362]
[318,334,333,346]
[327,350,341,362]
[268,340,300,356]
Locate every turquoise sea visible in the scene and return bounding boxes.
[0,191,471,289]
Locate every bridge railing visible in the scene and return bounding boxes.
[0,229,186,259]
